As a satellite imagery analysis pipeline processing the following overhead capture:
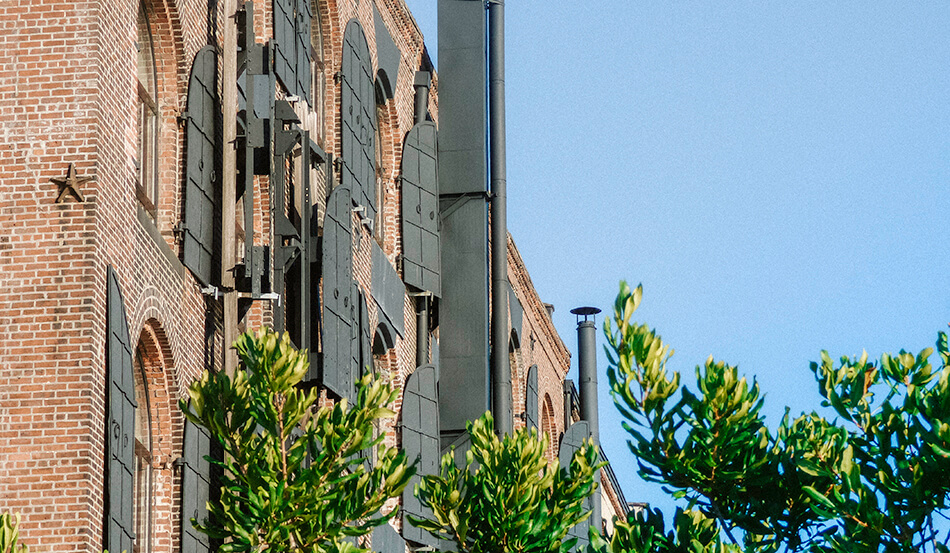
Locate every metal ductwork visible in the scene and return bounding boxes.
[413,71,430,125]
[572,306,602,532]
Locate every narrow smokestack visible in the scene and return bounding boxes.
[413,71,430,125]
[488,0,511,436]
[572,306,602,532]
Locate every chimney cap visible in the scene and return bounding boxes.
[570,306,601,316]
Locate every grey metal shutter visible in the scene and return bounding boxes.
[371,522,406,553]
[370,241,405,338]
[295,0,312,105]
[348,283,362,397]
[105,266,136,553]
[320,185,354,397]
[525,365,538,431]
[401,365,440,547]
[272,0,296,95]
[340,19,376,222]
[180,419,212,553]
[182,46,220,286]
[400,121,440,296]
[559,421,591,547]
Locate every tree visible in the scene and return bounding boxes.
[602,281,950,552]
[409,412,602,553]
[180,328,413,553]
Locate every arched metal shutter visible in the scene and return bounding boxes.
[525,364,538,430]
[105,266,135,553]
[180,419,212,553]
[559,421,591,547]
[400,121,440,296]
[295,0,312,105]
[272,0,295,95]
[401,364,440,547]
[320,185,354,396]
[182,46,220,286]
[340,19,376,222]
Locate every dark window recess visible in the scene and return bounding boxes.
[525,364,538,431]
[401,365,440,548]
[181,46,221,287]
[106,266,136,553]
[559,421,591,548]
[340,19,376,223]
[400,121,440,296]
[320,185,355,395]
[272,0,311,104]
[180,419,217,553]
[358,290,372,377]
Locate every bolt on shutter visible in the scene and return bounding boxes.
[340,19,376,222]
[559,421,591,548]
[320,185,354,397]
[272,0,296,96]
[105,266,136,553]
[182,46,220,286]
[401,364,440,547]
[295,0,312,105]
[400,121,440,296]
[180,419,213,553]
[525,364,538,430]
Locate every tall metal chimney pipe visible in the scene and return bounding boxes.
[488,0,511,436]
[572,306,602,532]
[413,71,430,125]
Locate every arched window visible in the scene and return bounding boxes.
[132,344,153,553]
[374,81,387,245]
[541,394,556,463]
[136,1,159,216]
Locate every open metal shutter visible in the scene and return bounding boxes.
[272,0,296,95]
[182,46,220,286]
[105,266,135,553]
[320,185,354,396]
[400,121,440,296]
[181,419,213,553]
[525,364,538,430]
[340,19,376,222]
[295,0,312,105]
[372,522,407,553]
[560,421,591,547]
[401,365,440,547]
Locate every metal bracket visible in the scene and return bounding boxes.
[200,285,221,300]
[438,190,491,220]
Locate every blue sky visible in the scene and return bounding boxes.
[405,1,950,513]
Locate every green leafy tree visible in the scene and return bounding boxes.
[1,512,27,553]
[409,412,602,553]
[603,281,950,552]
[180,328,413,553]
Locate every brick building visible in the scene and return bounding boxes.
[0,0,627,552]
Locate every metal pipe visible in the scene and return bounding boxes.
[488,0,511,436]
[413,71,430,125]
[573,307,602,531]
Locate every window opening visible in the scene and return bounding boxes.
[374,81,386,244]
[136,1,159,217]
[310,1,325,144]
[132,345,153,553]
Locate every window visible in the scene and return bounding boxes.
[136,1,159,216]
[133,345,153,553]
[310,1,325,144]
[374,82,387,244]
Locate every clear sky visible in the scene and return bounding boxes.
[405,0,950,514]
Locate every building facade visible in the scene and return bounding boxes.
[0,1,627,552]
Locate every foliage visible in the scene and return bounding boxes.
[0,512,27,553]
[180,328,413,553]
[585,508,742,553]
[409,412,602,553]
[603,281,950,552]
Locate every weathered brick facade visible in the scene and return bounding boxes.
[0,1,626,551]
